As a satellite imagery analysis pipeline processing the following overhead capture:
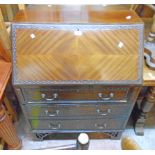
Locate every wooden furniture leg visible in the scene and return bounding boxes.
[0,8,11,62]
[3,94,18,122]
[147,14,155,42]
[0,104,22,149]
[134,86,155,135]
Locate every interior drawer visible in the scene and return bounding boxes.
[29,118,126,131]
[22,86,129,103]
[24,103,130,119]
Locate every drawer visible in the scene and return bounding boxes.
[22,86,129,103]
[29,118,126,131]
[24,104,130,119]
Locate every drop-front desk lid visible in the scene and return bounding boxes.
[12,8,144,85]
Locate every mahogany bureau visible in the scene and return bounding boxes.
[12,7,144,140]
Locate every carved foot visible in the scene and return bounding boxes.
[105,131,123,140]
[33,133,50,141]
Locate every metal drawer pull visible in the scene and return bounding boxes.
[98,92,114,100]
[41,93,58,101]
[95,123,107,129]
[96,108,111,116]
[45,109,59,116]
[49,122,61,129]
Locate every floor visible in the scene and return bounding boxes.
[15,104,155,150]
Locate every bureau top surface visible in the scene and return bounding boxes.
[12,7,143,85]
[13,6,142,24]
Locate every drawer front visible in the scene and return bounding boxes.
[24,104,130,119]
[30,118,125,131]
[22,86,129,103]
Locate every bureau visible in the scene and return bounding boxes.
[12,6,144,140]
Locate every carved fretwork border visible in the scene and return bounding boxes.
[12,23,144,86]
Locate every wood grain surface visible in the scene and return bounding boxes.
[0,61,11,100]
[13,6,142,23]
[0,40,11,62]
[15,28,140,82]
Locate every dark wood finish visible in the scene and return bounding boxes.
[16,85,141,136]
[134,15,155,135]
[13,8,143,139]
[25,103,130,118]
[135,58,155,136]
[22,86,129,103]
[135,87,155,135]
[32,131,123,141]
[137,5,154,18]
[30,118,126,131]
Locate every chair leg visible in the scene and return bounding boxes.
[3,94,18,122]
[0,104,22,149]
